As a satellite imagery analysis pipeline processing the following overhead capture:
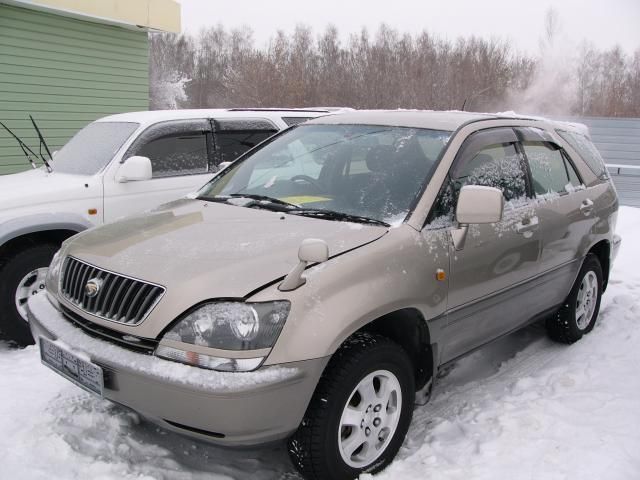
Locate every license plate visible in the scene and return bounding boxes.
[40,337,104,396]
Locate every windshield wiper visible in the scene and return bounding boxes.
[289,209,390,227]
[228,193,301,209]
[29,115,53,172]
[0,121,40,171]
[197,194,300,212]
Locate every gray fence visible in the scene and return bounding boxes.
[561,116,640,207]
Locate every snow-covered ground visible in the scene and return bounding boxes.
[1,207,639,480]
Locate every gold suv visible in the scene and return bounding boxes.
[28,111,621,480]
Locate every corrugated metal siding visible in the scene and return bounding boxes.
[0,4,149,175]
[557,116,640,207]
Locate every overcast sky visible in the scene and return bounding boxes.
[178,0,639,55]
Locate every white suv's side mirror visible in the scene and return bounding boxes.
[117,156,152,183]
[456,185,504,225]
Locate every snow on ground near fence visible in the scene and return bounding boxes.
[1,207,639,480]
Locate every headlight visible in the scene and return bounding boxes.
[155,301,290,372]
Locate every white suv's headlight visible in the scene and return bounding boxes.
[155,301,290,371]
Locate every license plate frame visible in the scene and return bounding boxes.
[40,337,104,397]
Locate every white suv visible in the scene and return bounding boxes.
[0,108,342,344]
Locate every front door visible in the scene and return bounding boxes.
[431,127,543,363]
[103,119,215,223]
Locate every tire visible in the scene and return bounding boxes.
[288,332,415,480]
[0,244,58,346]
[546,254,603,344]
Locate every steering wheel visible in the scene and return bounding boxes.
[290,175,322,191]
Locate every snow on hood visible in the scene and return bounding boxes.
[0,168,99,213]
[66,198,387,303]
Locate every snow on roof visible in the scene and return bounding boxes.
[308,109,592,133]
[307,109,495,131]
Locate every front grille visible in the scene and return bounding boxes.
[60,256,165,325]
[61,305,158,354]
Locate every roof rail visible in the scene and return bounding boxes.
[226,108,333,113]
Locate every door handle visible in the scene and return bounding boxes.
[516,216,539,236]
[580,199,594,216]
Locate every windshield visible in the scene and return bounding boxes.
[53,122,139,175]
[198,124,451,224]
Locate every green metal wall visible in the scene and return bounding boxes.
[0,4,149,175]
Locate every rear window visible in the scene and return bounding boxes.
[556,130,607,177]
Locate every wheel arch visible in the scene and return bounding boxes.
[0,214,90,261]
[587,240,610,291]
[351,308,435,390]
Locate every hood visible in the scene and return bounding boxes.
[66,198,387,303]
[0,168,99,213]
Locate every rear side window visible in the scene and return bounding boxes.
[214,119,278,164]
[556,130,606,177]
[216,131,276,164]
[524,141,582,195]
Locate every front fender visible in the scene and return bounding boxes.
[0,213,93,248]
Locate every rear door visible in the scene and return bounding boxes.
[518,127,596,307]
[212,118,279,166]
[434,127,543,362]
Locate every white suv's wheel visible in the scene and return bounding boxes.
[288,332,415,480]
[14,267,48,322]
[0,244,58,346]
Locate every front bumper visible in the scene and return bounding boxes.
[27,292,328,447]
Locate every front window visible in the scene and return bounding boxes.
[198,124,451,225]
[53,122,139,175]
[136,131,209,178]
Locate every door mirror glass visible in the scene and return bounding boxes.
[117,156,152,183]
[456,185,504,224]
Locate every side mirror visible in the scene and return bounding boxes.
[452,185,504,251]
[456,185,504,225]
[279,238,329,291]
[117,156,152,183]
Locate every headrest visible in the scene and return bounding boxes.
[365,145,395,172]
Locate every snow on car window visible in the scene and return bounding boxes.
[52,122,139,176]
[427,146,527,229]
[524,141,583,195]
[199,124,452,225]
[136,132,209,178]
[556,129,606,177]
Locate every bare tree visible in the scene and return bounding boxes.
[148,22,640,117]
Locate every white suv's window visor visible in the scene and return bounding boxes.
[52,122,139,175]
[198,125,452,225]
